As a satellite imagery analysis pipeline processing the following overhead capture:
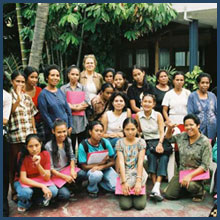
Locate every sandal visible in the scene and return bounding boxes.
[17,207,26,213]
[192,191,205,202]
[12,193,18,203]
[88,192,98,198]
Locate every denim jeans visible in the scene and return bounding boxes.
[14,181,58,209]
[87,167,118,193]
[58,169,87,200]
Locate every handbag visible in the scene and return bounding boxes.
[146,139,173,156]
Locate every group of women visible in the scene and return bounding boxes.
[3,53,217,214]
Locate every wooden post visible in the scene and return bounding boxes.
[155,39,159,74]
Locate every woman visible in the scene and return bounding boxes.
[90,83,114,121]
[103,67,115,85]
[114,71,129,93]
[162,72,191,125]
[8,70,38,198]
[80,54,103,100]
[152,70,171,115]
[38,64,73,142]
[116,118,147,210]
[14,134,58,213]
[127,67,153,113]
[78,121,118,198]
[101,91,131,148]
[164,114,211,202]
[187,72,217,140]
[136,94,170,201]
[45,119,87,200]
[61,65,89,152]
[24,66,45,142]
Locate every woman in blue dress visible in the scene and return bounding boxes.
[187,72,217,140]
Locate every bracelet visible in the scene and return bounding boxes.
[121,181,126,185]
[136,176,142,179]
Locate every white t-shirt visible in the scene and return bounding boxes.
[85,74,97,101]
[162,88,191,124]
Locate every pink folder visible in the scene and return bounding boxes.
[115,177,146,195]
[66,91,85,116]
[51,166,81,188]
[179,169,210,183]
[20,176,54,188]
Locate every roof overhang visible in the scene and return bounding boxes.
[172,3,217,29]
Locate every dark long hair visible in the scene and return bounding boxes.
[16,134,45,177]
[114,71,128,92]
[51,119,71,165]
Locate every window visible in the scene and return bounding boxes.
[160,49,170,68]
[136,49,149,68]
[175,52,185,66]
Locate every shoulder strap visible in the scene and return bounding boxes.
[81,139,89,154]
[100,138,107,150]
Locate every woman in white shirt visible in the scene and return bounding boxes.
[101,91,131,148]
[162,72,191,125]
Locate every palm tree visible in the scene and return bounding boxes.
[28,3,49,69]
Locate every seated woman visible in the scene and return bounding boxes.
[78,121,118,198]
[90,83,114,121]
[101,91,131,148]
[14,134,58,213]
[116,118,147,210]
[164,114,211,202]
[136,94,169,202]
[45,119,87,200]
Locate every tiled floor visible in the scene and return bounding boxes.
[8,181,214,217]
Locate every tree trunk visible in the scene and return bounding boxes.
[155,39,159,74]
[16,3,27,68]
[28,3,49,70]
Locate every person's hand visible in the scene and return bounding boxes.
[32,155,41,166]
[181,174,192,188]
[64,174,74,183]
[99,155,109,165]
[134,181,142,195]
[155,143,164,154]
[165,121,177,129]
[91,166,102,172]
[42,186,52,199]
[122,182,130,196]
[117,132,124,138]
[108,133,118,138]
[16,85,23,100]
[70,169,77,180]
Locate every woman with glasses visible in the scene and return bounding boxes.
[80,54,103,100]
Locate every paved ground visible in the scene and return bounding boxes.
[8,180,214,217]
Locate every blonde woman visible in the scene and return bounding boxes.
[80,54,103,100]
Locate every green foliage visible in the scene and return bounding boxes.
[185,66,203,91]
[162,65,177,81]
[4,3,177,72]
[145,74,156,87]
[3,53,22,75]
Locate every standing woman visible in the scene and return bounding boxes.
[38,64,73,142]
[90,83,114,121]
[103,67,115,85]
[8,70,38,198]
[116,118,147,210]
[14,134,58,213]
[162,72,191,125]
[136,94,169,201]
[152,70,171,115]
[80,54,103,100]
[127,67,153,113]
[114,71,129,94]
[24,66,45,142]
[187,72,217,140]
[61,65,89,152]
[101,91,131,148]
